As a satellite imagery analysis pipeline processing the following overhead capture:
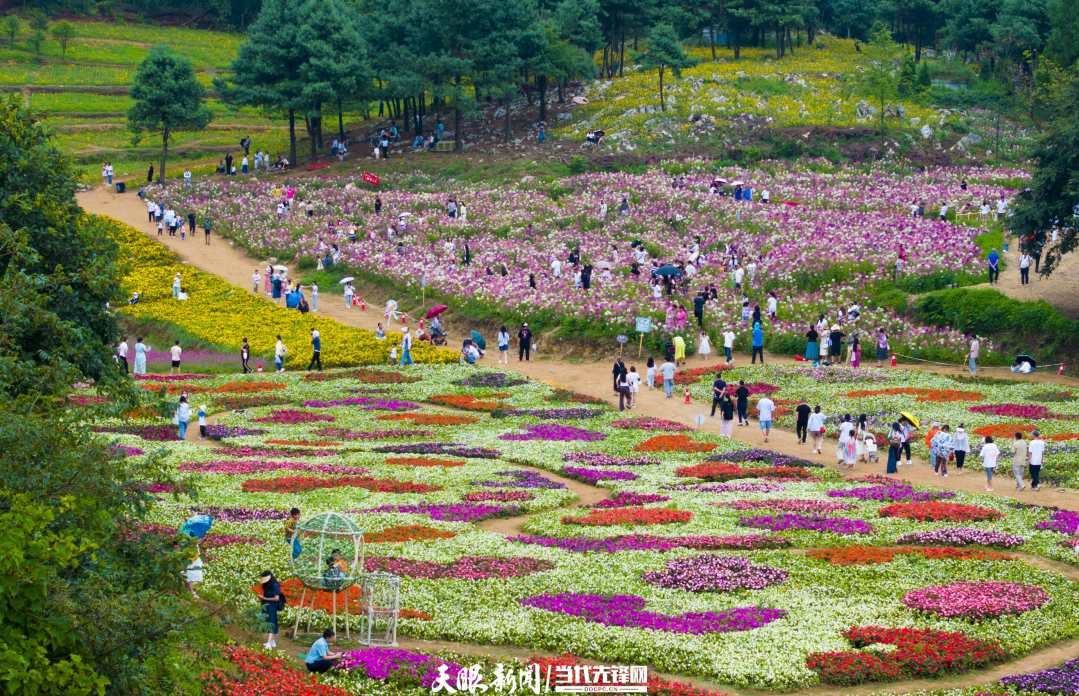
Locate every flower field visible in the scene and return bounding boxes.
[689,365,1079,486]
[151,159,1018,363]
[89,363,1079,692]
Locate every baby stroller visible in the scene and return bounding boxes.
[430,325,448,346]
[863,433,879,463]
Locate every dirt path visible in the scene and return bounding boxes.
[968,243,1079,320]
[475,465,611,535]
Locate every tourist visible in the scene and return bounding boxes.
[147,162,154,183]
[898,415,916,465]
[627,366,640,407]
[285,508,302,559]
[644,357,655,390]
[1019,250,1032,286]
[375,323,386,340]
[987,248,1000,284]
[722,327,735,364]
[807,406,826,454]
[876,328,889,367]
[751,322,764,364]
[344,281,354,308]
[1011,432,1028,491]
[718,394,735,437]
[182,542,202,598]
[965,337,980,375]
[795,399,811,444]
[197,404,207,440]
[855,414,870,462]
[612,358,626,393]
[307,329,323,372]
[804,325,819,361]
[709,373,727,417]
[697,331,711,362]
[672,334,686,366]
[169,340,182,375]
[924,422,941,470]
[176,395,191,440]
[264,266,273,294]
[311,282,318,312]
[836,415,853,467]
[400,327,414,366]
[849,335,861,368]
[274,334,288,372]
[117,337,129,374]
[766,292,777,319]
[241,338,252,374]
[758,393,775,443]
[518,323,533,362]
[172,272,182,298]
[1029,430,1044,490]
[953,424,970,475]
[306,629,344,673]
[659,358,676,398]
[258,571,281,649]
[134,337,149,375]
[734,380,749,426]
[931,424,953,477]
[496,326,511,364]
[886,423,903,473]
[204,218,211,245]
[828,325,844,362]
[617,369,632,412]
[980,436,1000,492]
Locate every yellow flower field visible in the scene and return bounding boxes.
[107,218,456,368]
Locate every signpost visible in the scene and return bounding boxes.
[694,414,706,430]
[634,317,652,357]
[616,334,628,357]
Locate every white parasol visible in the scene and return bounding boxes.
[730,180,745,186]
[273,264,288,271]
[338,277,355,284]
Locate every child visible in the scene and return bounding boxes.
[157,220,164,236]
[198,405,207,440]
[646,357,656,390]
[863,432,879,463]
[390,345,398,364]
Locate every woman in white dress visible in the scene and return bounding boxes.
[133,338,150,375]
[855,414,869,462]
[183,544,203,599]
[698,332,711,361]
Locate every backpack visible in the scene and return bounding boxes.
[277,588,287,611]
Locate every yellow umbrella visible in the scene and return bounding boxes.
[899,412,920,428]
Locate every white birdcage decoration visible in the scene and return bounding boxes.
[358,573,400,646]
[287,512,365,638]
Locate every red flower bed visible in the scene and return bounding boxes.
[303,368,421,383]
[201,645,353,696]
[675,463,818,482]
[634,435,718,453]
[842,388,984,402]
[806,626,1005,685]
[246,579,432,619]
[673,364,733,385]
[807,546,1013,566]
[241,475,442,494]
[366,525,458,543]
[385,457,466,467]
[562,508,692,526]
[610,416,690,432]
[428,394,509,411]
[376,413,480,426]
[879,502,1003,522]
[526,654,730,696]
[973,424,1036,438]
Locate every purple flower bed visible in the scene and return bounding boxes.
[302,398,419,411]
[365,555,554,579]
[312,427,435,440]
[896,528,1026,548]
[641,555,788,593]
[827,485,956,503]
[94,425,180,441]
[662,482,787,493]
[471,470,567,489]
[113,445,145,456]
[360,503,526,522]
[586,492,670,508]
[204,425,267,440]
[337,648,463,688]
[1036,511,1079,535]
[519,593,787,634]
[739,513,875,535]
[190,505,290,522]
[498,424,606,441]
[178,459,369,476]
[452,373,527,388]
[704,449,822,469]
[373,443,502,458]
[561,467,640,484]
[508,533,791,553]
[494,408,605,419]
[563,452,661,467]
[999,656,1079,694]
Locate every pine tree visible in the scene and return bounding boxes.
[634,23,698,112]
[861,25,901,158]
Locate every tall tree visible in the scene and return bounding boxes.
[2,15,20,47]
[127,45,211,183]
[51,19,75,59]
[861,24,901,157]
[1046,0,1079,67]
[633,23,697,111]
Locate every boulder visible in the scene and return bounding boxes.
[969,132,983,144]
[856,101,870,117]
[712,95,729,104]
[910,117,920,125]
[555,112,572,121]
[920,124,934,139]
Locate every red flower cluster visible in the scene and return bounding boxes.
[246,579,433,619]
[428,394,509,411]
[385,457,466,467]
[675,463,817,482]
[973,423,1036,438]
[366,525,458,543]
[525,655,730,696]
[634,435,718,453]
[806,626,1005,685]
[808,546,1013,566]
[241,476,442,494]
[376,413,480,426]
[842,388,984,402]
[879,502,1003,522]
[562,508,692,526]
[303,368,421,383]
[673,364,732,385]
[200,645,352,696]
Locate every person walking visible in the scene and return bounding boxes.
[757,394,775,443]
[258,571,281,649]
[953,424,970,475]
[751,322,764,364]
[627,366,640,408]
[204,218,211,245]
[836,415,854,467]
[805,325,820,361]
[722,327,735,364]
[264,265,273,295]
[855,414,869,462]
[274,334,287,372]
[965,337,980,375]
[611,358,626,394]
[241,338,252,374]
[311,282,318,312]
[795,398,811,444]
[876,328,889,367]
[807,406,826,453]
[169,340,183,376]
[697,331,711,361]
[898,415,916,465]
[659,358,676,398]
[646,357,656,390]
[980,435,1000,492]
[828,325,844,362]
[734,380,750,426]
[1029,430,1045,490]
[400,327,414,366]
[886,423,903,474]
[176,395,191,440]
[197,404,207,440]
[719,394,735,437]
[693,293,706,327]
[617,369,632,411]
[117,337,129,374]
[709,373,727,417]
[305,629,344,674]
[931,424,953,477]
[496,326,511,364]
[517,323,533,362]
[987,248,1000,284]
[344,281,354,308]
[1019,250,1032,286]
[252,268,261,294]
[1011,432,1028,491]
[307,329,323,372]
[134,337,149,375]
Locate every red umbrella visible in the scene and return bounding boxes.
[425,304,448,319]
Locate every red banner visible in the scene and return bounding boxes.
[362,171,380,186]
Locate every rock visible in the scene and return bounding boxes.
[520,176,534,182]
[712,95,729,104]
[920,124,934,139]
[817,42,828,49]
[896,104,907,118]
[856,101,870,118]
[885,104,898,117]
[796,78,808,88]
[556,112,572,121]
[493,107,507,118]
[622,107,638,117]
[969,133,983,144]
[910,117,920,125]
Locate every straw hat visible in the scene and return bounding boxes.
[830,324,840,331]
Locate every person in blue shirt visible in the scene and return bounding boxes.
[305,629,343,673]
[307,329,322,372]
[987,248,1000,284]
[751,322,765,364]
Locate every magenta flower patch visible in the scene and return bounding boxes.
[498,424,606,441]
[903,582,1050,620]
[641,554,788,593]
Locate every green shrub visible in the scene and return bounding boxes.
[567,155,587,175]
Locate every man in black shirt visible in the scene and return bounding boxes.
[734,380,749,426]
[517,323,533,362]
[709,377,727,416]
[693,294,706,328]
[828,326,844,359]
[795,398,812,443]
